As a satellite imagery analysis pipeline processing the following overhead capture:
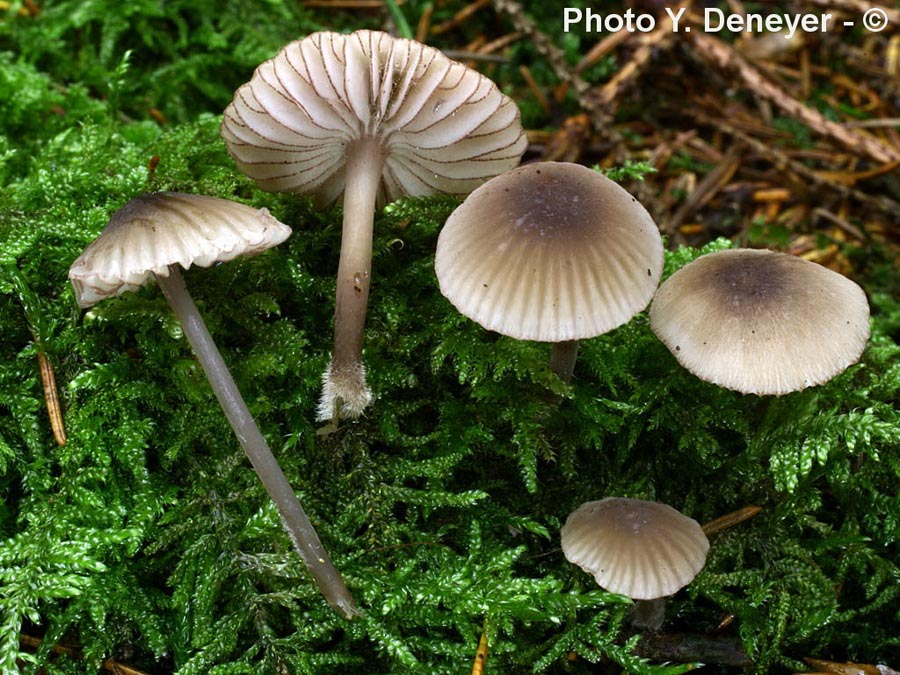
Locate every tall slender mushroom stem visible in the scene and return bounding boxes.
[321,137,385,420]
[223,31,527,421]
[156,264,359,619]
[549,340,580,383]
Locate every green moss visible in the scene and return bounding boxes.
[1,3,899,674]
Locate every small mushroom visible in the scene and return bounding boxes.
[68,192,358,619]
[434,162,663,381]
[221,29,527,420]
[649,248,871,395]
[561,497,709,602]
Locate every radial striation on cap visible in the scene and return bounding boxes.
[649,248,871,395]
[561,497,710,600]
[221,29,527,205]
[435,162,664,343]
[68,192,291,308]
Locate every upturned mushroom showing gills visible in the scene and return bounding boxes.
[434,162,664,382]
[560,497,709,601]
[649,248,871,395]
[221,29,527,421]
[68,192,359,619]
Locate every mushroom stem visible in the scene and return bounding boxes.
[319,136,385,420]
[549,340,580,383]
[627,597,667,631]
[156,264,359,619]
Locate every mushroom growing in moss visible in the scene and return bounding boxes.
[649,248,871,395]
[561,497,709,601]
[68,192,358,619]
[434,162,663,381]
[221,29,527,420]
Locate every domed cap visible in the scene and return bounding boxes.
[221,30,527,206]
[434,162,663,342]
[69,192,291,308]
[649,248,871,395]
[561,497,709,600]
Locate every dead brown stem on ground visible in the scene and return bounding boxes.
[664,146,743,234]
[478,31,521,55]
[690,32,900,165]
[492,0,620,143]
[803,0,900,25]
[519,65,551,116]
[576,30,631,75]
[19,634,149,675]
[415,3,432,42]
[471,623,489,675]
[589,7,679,111]
[538,114,592,162]
[687,108,900,220]
[802,656,898,675]
[702,505,762,536]
[432,0,492,35]
[37,350,66,446]
[813,207,867,241]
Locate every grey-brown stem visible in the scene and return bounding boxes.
[321,136,385,419]
[627,597,667,631]
[156,265,359,619]
[550,340,580,383]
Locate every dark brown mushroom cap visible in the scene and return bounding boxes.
[68,192,291,308]
[434,162,664,342]
[649,248,871,395]
[561,498,710,600]
[221,30,527,206]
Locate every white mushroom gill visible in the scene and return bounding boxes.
[222,30,526,421]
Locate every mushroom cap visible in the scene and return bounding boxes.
[649,248,871,395]
[221,30,526,206]
[69,192,291,308]
[561,497,710,600]
[434,162,664,342]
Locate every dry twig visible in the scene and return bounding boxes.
[687,108,900,220]
[491,0,612,133]
[689,31,900,165]
[588,12,680,111]
[37,351,66,446]
[19,635,149,675]
[432,0,492,35]
[803,0,900,25]
[664,145,744,233]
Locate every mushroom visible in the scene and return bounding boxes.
[68,192,358,619]
[221,29,527,420]
[648,248,871,395]
[561,497,709,601]
[434,162,664,382]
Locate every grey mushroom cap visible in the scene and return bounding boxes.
[649,248,871,395]
[561,498,710,600]
[68,192,291,308]
[434,162,664,342]
[220,29,527,206]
